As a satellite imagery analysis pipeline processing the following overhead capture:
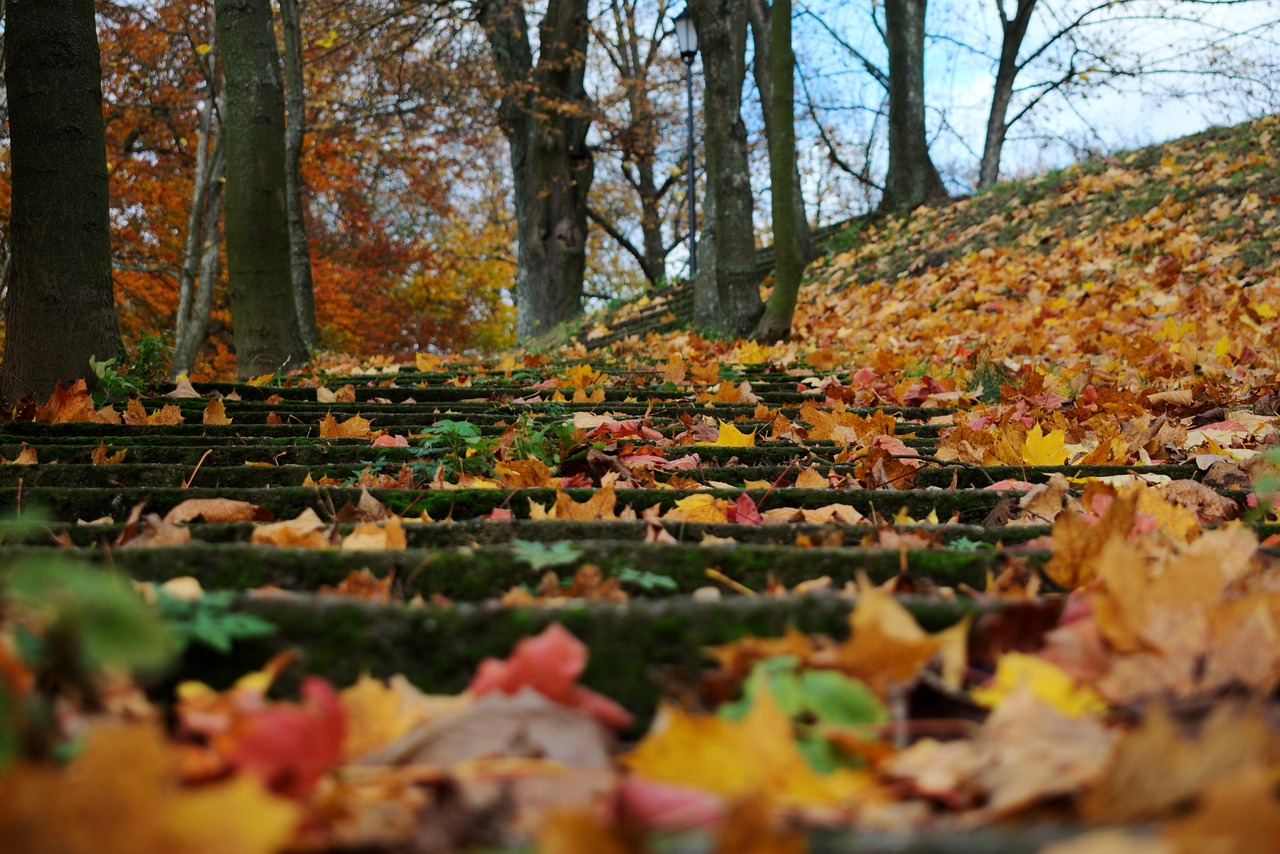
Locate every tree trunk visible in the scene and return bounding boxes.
[978,0,1037,191]
[172,7,225,379]
[279,0,318,349]
[2,0,122,404]
[753,0,803,343]
[688,0,760,336]
[173,126,227,378]
[216,0,305,378]
[880,0,948,213]
[479,0,593,342]
[746,0,813,264]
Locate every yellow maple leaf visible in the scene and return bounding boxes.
[971,652,1107,717]
[1022,424,1069,466]
[622,691,869,809]
[665,493,732,523]
[698,420,756,448]
[0,723,297,854]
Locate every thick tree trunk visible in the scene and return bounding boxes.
[279,0,318,350]
[216,0,305,378]
[880,0,948,213]
[479,0,593,342]
[754,0,803,343]
[746,0,813,264]
[978,0,1037,191]
[688,0,760,336]
[2,0,122,403]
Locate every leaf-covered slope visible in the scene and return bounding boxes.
[591,113,1280,402]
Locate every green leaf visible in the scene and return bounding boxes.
[4,560,175,674]
[798,669,888,727]
[511,540,583,571]
[616,568,678,591]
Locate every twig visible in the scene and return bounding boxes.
[183,449,212,489]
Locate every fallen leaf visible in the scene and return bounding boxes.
[251,508,331,548]
[202,398,231,425]
[468,623,633,730]
[623,690,869,810]
[0,722,298,854]
[91,442,127,465]
[340,516,407,551]
[164,498,274,524]
[320,413,373,439]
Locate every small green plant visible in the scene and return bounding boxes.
[89,334,174,404]
[506,413,578,469]
[153,589,277,654]
[413,419,496,480]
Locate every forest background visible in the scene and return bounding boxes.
[0,0,1277,382]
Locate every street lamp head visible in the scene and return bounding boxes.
[673,8,698,62]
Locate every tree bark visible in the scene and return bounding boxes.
[753,0,803,343]
[978,0,1037,190]
[279,0,318,349]
[688,0,760,336]
[479,0,594,342]
[746,0,813,264]
[172,5,226,379]
[215,0,305,378]
[880,0,948,213]
[2,0,122,403]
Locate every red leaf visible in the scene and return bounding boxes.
[469,624,633,729]
[227,677,346,798]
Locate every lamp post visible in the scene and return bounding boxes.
[673,7,698,276]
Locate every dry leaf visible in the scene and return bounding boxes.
[202,398,232,425]
[164,498,273,525]
[320,413,373,439]
[251,508,331,548]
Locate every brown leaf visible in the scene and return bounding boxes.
[34,379,105,424]
[2,447,37,465]
[202,398,232,426]
[320,413,373,439]
[1083,703,1280,822]
[121,514,193,548]
[341,516,407,551]
[164,380,203,399]
[333,488,388,523]
[91,442,127,465]
[251,508,331,548]
[320,568,395,602]
[164,499,273,525]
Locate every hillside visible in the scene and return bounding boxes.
[586,113,1280,410]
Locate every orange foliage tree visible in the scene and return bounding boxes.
[0,0,514,380]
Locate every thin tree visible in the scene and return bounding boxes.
[687,0,760,335]
[279,0,319,349]
[215,0,306,377]
[2,0,122,403]
[173,2,227,378]
[753,0,804,342]
[746,0,813,264]
[478,0,594,341]
[880,0,948,213]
